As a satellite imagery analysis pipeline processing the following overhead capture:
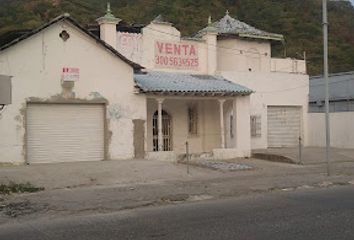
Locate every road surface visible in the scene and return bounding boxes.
[1,186,354,239]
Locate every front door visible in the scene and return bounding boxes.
[153,110,172,151]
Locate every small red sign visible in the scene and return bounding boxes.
[62,67,80,82]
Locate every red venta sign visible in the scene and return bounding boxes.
[155,41,199,70]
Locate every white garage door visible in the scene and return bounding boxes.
[267,106,302,147]
[27,104,105,164]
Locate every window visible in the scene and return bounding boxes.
[230,114,234,139]
[250,115,261,137]
[188,106,198,135]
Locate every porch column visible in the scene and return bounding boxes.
[218,99,226,149]
[156,98,165,151]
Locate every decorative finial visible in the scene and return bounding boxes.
[226,10,229,16]
[96,2,121,24]
[106,2,111,14]
[208,15,212,25]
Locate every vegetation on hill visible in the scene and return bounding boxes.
[0,0,353,75]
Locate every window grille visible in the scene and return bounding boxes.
[230,114,234,138]
[250,115,261,137]
[188,106,198,135]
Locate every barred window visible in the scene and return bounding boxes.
[250,115,261,137]
[188,106,198,135]
[230,114,234,139]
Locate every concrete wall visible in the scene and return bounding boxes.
[271,58,306,74]
[141,22,208,74]
[0,20,146,163]
[221,71,309,149]
[217,38,306,74]
[217,38,271,73]
[308,112,354,149]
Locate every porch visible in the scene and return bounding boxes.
[134,71,253,161]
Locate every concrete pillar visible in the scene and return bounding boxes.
[218,99,226,149]
[96,3,121,49]
[203,32,218,75]
[234,95,251,157]
[232,98,237,148]
[156,98,164,151]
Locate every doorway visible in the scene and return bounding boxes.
[152,110,172,151]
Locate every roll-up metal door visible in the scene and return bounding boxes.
[27,104,104,164]
[267,106,301,147]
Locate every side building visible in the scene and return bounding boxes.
[0,14,146,164]
[308,71,354,148]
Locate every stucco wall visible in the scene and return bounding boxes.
[308,112,354,149]
[116,22,209,74]
[221,71,309,149]
[217,38,271,73]
[0,20,146,163]
[217,39,306,74]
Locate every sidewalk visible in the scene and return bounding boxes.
[253,147,354,165]
[1,158,354,224]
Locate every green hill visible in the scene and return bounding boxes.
[0,0,354,75]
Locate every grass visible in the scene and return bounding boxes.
[0,182,44,195]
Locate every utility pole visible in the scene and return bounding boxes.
[323,0,331,176]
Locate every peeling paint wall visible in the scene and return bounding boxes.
[0,20,146,163]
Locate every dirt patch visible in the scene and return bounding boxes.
[161,194,190,202]
[0,182,44,195]
[0,200,48,218]
[252,153,297,164]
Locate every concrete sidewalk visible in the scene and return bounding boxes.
[0,158,303,190]
[253,147,354,165]
[1,158,354,225]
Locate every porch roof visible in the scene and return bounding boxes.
[134,71,253,96]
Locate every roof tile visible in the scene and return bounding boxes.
[134,71,253,95]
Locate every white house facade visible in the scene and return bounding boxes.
[0,6,309,164]
[0,14,146,164]
[114,11,309,153]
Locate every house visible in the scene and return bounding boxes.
[308,71,354,148]
[0,5,309,164]
[0,13,145,164]
[114,9,309,152]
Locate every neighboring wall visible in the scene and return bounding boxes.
[0,21,146,163]
[308,72,354,149]
[308,112,354,149]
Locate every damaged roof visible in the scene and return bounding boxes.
[0,13,143,70]
[134,71,253,96]
[197,12,284,41]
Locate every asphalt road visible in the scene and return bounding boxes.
[1,186,354,240]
